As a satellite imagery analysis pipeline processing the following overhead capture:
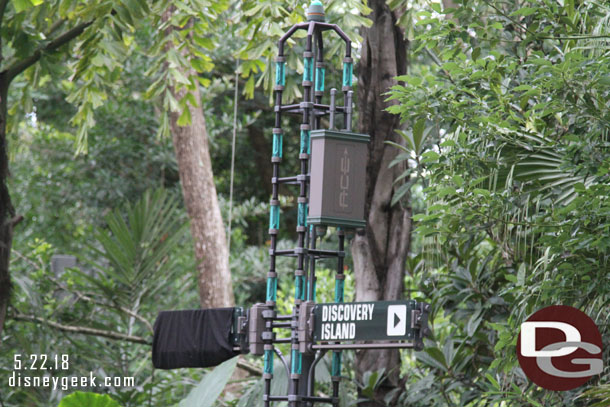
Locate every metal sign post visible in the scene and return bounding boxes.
[262,2,362,405]
[258,2,430,405]
[152,2,430,406]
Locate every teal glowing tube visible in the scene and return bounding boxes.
[266,276,277,302]
[275,61,285,86]
[307,278,316,301]
[295,275,305,300]
[264,349,274,374]
[334,279,344,303]
[297,202,308,227]
[331,351,342,377]
[272,132,283,158]
[269,204,280,229]
[315,67,325,92]
[291,349,302,374]
[303,57,313,82]
[300,129,310,154]
[342,61,353,87]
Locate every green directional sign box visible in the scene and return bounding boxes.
[312,300,427,342]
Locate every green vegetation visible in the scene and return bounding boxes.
[387,1,609,405]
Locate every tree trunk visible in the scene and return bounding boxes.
[168,80,235,309]
[353,1,411,405]
[165,13,234,309]
[0,15,91,342]
[0,73,13,342]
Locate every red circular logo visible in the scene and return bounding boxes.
[516,305,603,391]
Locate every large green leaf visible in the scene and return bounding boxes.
[11,0,30,12]
[236,357,288,407]
[492,132,589,205]
[58,392,120,407]
[178,356,238,407]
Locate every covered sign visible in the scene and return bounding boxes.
[152,308,241,369]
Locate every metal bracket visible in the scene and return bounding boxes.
[231,307,249,352]
[235,311,249,353]
[413,302,431,351]
[298,301,316,354]
[311,342,416,350]
[249,303,267,355]
[411,309,421,330]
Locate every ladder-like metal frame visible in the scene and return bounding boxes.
[262,12,355,407]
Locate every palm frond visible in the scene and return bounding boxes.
[83,189,189,305]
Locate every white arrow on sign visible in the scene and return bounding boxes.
[386,305,407,336]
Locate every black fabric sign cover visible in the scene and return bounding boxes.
[152,308,239,369]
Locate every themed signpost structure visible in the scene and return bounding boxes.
[152,2,430,406]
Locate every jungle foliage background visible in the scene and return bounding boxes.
[0,0,609,406]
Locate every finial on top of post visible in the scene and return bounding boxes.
[307,0,325,22]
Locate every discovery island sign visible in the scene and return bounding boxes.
[313,300,430,345]
[317,302,375,340]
